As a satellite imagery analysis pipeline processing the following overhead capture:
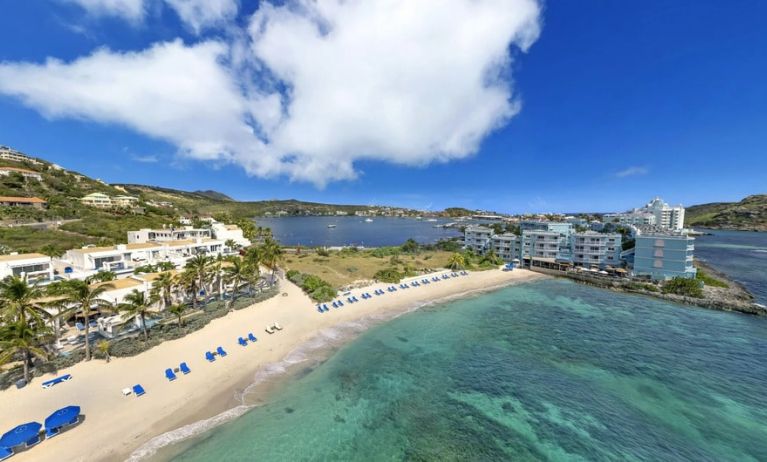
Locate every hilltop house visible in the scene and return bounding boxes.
[0,146,42,165]
[80,192,113,208]
[0,166,42,181]
[0,196,47,209]
[0,253,54,283]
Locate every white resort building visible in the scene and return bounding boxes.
[80,193,113,208]
[605,197,685,231]
[0,253,54,283]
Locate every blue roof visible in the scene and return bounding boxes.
[0,422,42,448]
[44,406,80,430]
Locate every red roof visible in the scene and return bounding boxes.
[0,196,47,203]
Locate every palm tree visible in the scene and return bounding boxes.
[185,255,212,306]
[60,279,113,361]
[118,290,154,341]
[151,271,174,310]
[0,320,50,383]
[447,253,466,271]
[96,339,111,363]
[223,257,250,304]
[168,303,187,327]
[86,271,117,284]
[225,239,238,253]
[0,276,47,326]
[259,238,283,284]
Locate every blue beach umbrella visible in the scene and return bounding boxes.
[0,422,42,448]
[44,406,81,431]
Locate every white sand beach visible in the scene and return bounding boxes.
[0,268,544,462]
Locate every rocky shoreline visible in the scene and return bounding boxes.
[528,266,766,316]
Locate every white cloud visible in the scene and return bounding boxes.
[616,166,649,178]
[164,0,239,33]
[131,154,159,163]
[63,0,146,21]
[0,0,541,186]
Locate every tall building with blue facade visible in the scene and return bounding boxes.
[633,234,696,280]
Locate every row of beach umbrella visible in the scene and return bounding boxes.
[0,406,80,454]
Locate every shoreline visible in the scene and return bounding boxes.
[0,268,545,462]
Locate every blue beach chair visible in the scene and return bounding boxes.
[0,447,12,461]
[205,351,215,362]
[180,362,191,374]
[165,368,177,381]
[238,337,248,347]
[217,346,227,357]
[133,384,146,396]
[248,333,257,342]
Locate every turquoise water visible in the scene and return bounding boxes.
[169,279,767,461]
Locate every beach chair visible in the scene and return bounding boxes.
[238,337,248,347]
[75,322,85,331]
[352,296,359,302]
[0,446,12,461]
[122,387,132,396]
[180,362,191,374]
[205,351,216,362]
[217,346,228,357]
[25,434,41,448]
[347,297,354,303]
[338,300,344,306]
[42,373,72,389]
[133,384,146,397]
[273,322,283,331]
[265,325,275,334]
[89,319,98,329]
[332,301,338,308]
[165,368,177,381]
[248,333,257,342]
[317,306,324,313]
[323,304,329,311]
[46,426,60,438]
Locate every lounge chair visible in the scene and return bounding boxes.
[180,362,191,374]
[42,373,72,389]
[332,301,338,308]
[216,346,227,357]
[323,304,329,311]
[89,319,98,328]
[265,325,275,334]
[122,387,132,396]
[248,333,257,342]
[205,351,216,362]
[133,384,146,396]
[45,426,60,438]
[347,297,354,303]
[0,447,12,461]
[273,322,283,331]
[238,337,248,347]
[75,322,85,331]
[25,434,41,448]
[165,368,177,381]
[352,296,359,302]
[317,306,324,313]
[338,300,344,306]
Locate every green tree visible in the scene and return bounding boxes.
[185,255,212,306]
[96,339,111,363]
[151,271,175,310]
[0,276,48,326]
[118,289,155,341]
[0,320,50,383]
[259,237,283,284]
[168,303,188,327]
[60,279,114,361]
[446,253,466,270]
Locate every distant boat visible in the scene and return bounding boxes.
[327,224,336,228]
[364,218,373,223]
[426,218,438,222]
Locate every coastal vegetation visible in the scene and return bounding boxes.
[0,237,278,388]
[286,270,337,302]
[662,277,704,298]
[685,194,767,231]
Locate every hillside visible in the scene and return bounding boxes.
[0,147,416,254]
[686,195,767,231]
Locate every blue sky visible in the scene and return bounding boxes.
[0,0,765,213]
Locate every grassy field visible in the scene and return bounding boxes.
[283,248,455,289]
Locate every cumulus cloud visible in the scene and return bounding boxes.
[63,0,146,21]
[616,166,649,178]
[0,0,541,186]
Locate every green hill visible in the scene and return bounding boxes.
[686,195,767,231]
[0,148,413,254]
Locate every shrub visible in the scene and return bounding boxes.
[287,270,336,302]
[696,269,729,288]
[374,268,404,283]
[662,277,704,298]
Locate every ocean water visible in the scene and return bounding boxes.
[164,279,767,461]
[255,216,461,247]
[693,229,767,304]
